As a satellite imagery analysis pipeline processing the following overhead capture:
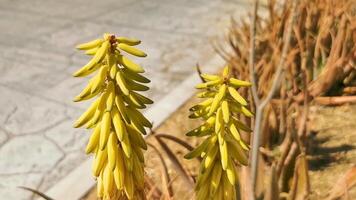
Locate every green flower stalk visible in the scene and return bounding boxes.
[185,66,252,200]
[73,33,153,199]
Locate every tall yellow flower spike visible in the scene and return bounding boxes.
[185,66,252,200]
[73,33,152,199]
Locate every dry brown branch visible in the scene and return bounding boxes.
[249,0,261,105]
[295,72,309,153]
[343,86,356,94]
[146,176,163,200]
[276,130,293,177]
[259,147,275,158]
[250,0,300,198]
[314,96,356,105]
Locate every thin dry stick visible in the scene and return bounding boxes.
[249,0,260,105]
[155,134,195,152]
[314,96,356,105]
[145,175,163,199]
[249,0,299,199]
[296,71,309,154]
[155,133,203,162]
[154,135,195,187]
[18,186,54,200]
[147,143,174,198]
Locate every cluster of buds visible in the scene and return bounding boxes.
[73,33,152,199]
[185,66,252,200]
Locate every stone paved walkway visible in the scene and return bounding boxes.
[0,0,249,199]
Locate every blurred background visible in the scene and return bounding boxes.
[0,0,250,199]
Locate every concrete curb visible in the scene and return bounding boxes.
[45,54,224,200]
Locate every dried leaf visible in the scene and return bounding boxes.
[327,166,356,200]
[264,165,279,200]
[288,154,310,200]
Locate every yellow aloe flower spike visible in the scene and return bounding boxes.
[73,33,152,200]
[185,65,253,200]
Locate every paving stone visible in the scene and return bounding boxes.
[42,77,93,110]
[0,135,64,174]
[0,43,70,70]
[0,173,43,200]
[0,8,70,46]
[97,0,217,35]
[38,151,89,192]
[2,0,134,20]
[33,22,110,51]
[0,129,9,146]
[0,86,67,135]
[44,119,89,153]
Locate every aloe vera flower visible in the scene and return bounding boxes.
[73,33,153,199]
[185,66,252,200]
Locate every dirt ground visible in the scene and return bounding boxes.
[308,104,356,199]
[83,98,356,200]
